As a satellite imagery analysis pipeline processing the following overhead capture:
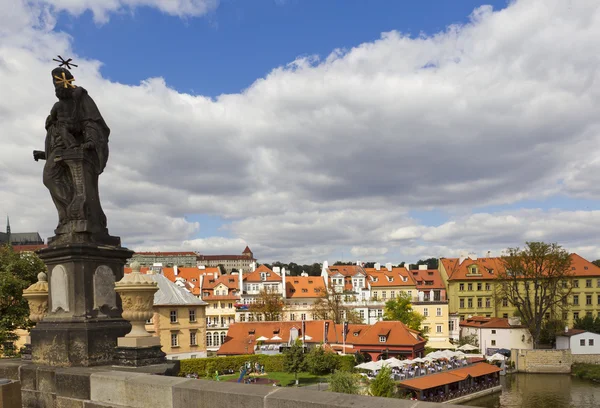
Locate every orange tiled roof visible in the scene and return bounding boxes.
[12,244,48,252]
[460,316,526,329]
[243,246,252,254]
[409,269,445,290]
[327,265,366,277]
[442,253,600,280]
[244,265,282,283]
[348,321,424,346]
[202,274,239,290]
[399,362,501,391]
[364,268,416,287]
[558,329,586,337]
[286,276,326,298]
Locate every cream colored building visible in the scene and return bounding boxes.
[196,246,256,273]
[283,274,326,321]
[144,272,208,360]
[200,273,240,352]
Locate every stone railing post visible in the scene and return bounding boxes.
[114,261,166,366]
[22,272,49,360]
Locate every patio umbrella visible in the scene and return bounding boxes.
[487,353,507,362]
[411,357,425,363]
[256,336,269,341]
[427,351,444,359]
[270,335,282,341]
[383,357,404,368]
[457,344,479,351]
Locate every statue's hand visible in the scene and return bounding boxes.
[33,150,46,161]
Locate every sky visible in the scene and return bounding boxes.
[1,0,600,265]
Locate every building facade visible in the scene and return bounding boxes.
[283,274,326,322]
[130,251,198,267]
[199,273,240,353]
[556,329,600,354]
[459,316,533,355]
[196,246,256,273]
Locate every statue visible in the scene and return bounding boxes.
[33,58,119,246]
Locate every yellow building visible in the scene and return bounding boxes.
[200,273,240,352]
[440,253,600,327]
[144,271,208,360]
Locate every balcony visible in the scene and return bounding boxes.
[412,295,448,304]
[206,323,230,329]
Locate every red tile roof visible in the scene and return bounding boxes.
[442,253,600,280]
[364,268,416,287]
[244,265,282,283]
[557,329,586,337]
[285,276,326,298]
[243,246,253,254]
[399,363,501,391]
[12,244,48,252]
[217,320,425,355]
[460,316,526,329]
[409,269,445,290]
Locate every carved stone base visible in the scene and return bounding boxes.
[113,345,166,367]
[31,243,133,367]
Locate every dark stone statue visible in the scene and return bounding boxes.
[33,67,119,246]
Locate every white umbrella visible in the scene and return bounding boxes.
[356,361,379,371]
[457,344,478,351]
[383,357,404,368]
[256,336,269,341]
[270,335,282,341]
[411,357,425,363]
[303,335,313,340]
[427,351,444,359]
[487,353,507,362]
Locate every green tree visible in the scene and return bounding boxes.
[539,318,566,346]
[383,292,425,331]
[305,346,338,375]
[593,260,600,268]
[329,370,360,395]
[311,286,362,324]
[0,246,46,351]
[574,315,600,334]
[369,365,395,398]
[496,242,573,348]
[283,339,306,385]
[248,287,285,321]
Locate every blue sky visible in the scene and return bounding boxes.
[3,0,600,263]
[58,0,509,97]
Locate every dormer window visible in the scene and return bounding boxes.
[379,335,386,343]
[302,289,308,293]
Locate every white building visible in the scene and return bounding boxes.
[556,329,600,354]
[460,316,533,355]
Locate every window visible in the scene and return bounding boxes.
[373,291,378,300]
[422,326,430,334]
[491,340,496,346]
[491,330,496,334]
[468,298,473,308]
[390,291,395,298]
[573,280,580,288]
[477,283,482,291]
[574,295,579,306]
[436,325,442,333]
[436,308,442,317]
[597,279,600,288]
[423,308,429,317]
[485,298,491,308]
[359,310,365,319]
[240,314,246,322]
[301,313,306,320]
[290,313,296,321]
[170,310,178,323]
[574,312,579,320]
[382,291,387,299]
[580,339,586,346]
[189,310,196,322]
[502,298,508,307]
[459,283,464,291]
[459,299,465,309]
[171,333,179,347]
[213,303,217,309]
[587,279,593,288]
[467,283,473,291]
[590,339,595,346]
[379,335,386,343]
[221,332,226,344]
[587,295,593,306]
[485,283,491,291]
[562,312,568,321]
[190,332,197,346]
[228,303,233,309]
[377,309,383,318]
[477,298,482,308]
[449,321,454,332]
[503,313,509,318]
[206,333,212,347]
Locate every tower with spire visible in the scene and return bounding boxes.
[6,216,10,245]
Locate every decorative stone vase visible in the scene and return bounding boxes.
[23,272,49,323]
[114,261,158,338]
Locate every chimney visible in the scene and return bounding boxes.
[250,262,256,272]
[385,263,393,272]
[239,272,244,293]
[356,260,361,266]
[199,275,205,297]
[468,252,477,261]
[418,265,427,270]
[282,267,287,276]
[198,265,206,270]
[273,266,281,274]
[374,262,381,271]
[486,251,491,258]
[459,252,467,265]
[404,263,410,271]
[173,265,179,276]
[282,274,286,298]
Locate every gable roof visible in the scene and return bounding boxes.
[243,246,252,254]
[460,316,526,329]
[364,268,416,288]
[399,363,501,391]
[409,268,445,290]
[557,329,587,337]
[244,265,282,283]
[285,276,325,298]
[147,272,207,306]
[327,265,366,277]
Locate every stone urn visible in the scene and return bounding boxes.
[115,261,158,338]
[23,272,49,323]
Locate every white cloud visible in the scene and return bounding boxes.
[1,0,600,264]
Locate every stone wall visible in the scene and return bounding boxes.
[513,348,572,373]
[572,354,600,365]
[0,359,472,408]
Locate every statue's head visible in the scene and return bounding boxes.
[51,67,76,100]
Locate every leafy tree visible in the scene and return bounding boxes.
[593,260,600,268]
[396,262,406,268]
[539,318,566,346]
[334,261,354,266]
[0,246,46,350]
[283,339,306,385]
[414,258,438,270]
[369,365,395,398]
[574,315,600,334]
[248,287,284,321]
[458,333,479,347]
[383,292,425,331]
[496,242,573,349]
[329,370,360,394]
[311,286,362,324]
[305,345,338,375]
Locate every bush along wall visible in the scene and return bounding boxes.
[179,353,356,377]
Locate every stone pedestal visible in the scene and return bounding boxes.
[30,243,133,367]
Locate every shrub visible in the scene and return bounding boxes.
[369,366,396,398]
[306,347,339,375]
[329,370,360,394]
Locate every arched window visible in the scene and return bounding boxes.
[206,333,212,347]
[213,332,219,345]
[220,332,226,344]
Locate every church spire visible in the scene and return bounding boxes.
[6,216,11,245]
